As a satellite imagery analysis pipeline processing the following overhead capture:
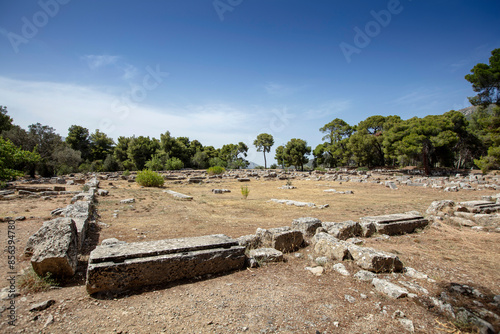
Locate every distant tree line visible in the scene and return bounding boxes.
[0,48,498,180]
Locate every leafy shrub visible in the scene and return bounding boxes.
[356,166,370,172]
[241,185,250,199]
[103,154,121,172]
[57,164,74,176]
[269,164,278,169]
[209,157,227,168]
[122,170,131,177]
[122,159,136,171]
[165,157,184,170]
[135,169,164,187]
[18,267,58,293]
[207,166,225,175]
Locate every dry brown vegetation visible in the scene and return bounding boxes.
[1,176,499,333]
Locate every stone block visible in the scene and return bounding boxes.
[28,218,78,278]
[63,201,92,250]
[372,278,408,299]
[164,190,193,201]
[313,233,350,261]
[348,244,403,273]
[321,221,362,240]
[86,234,245,294]
[237,234,261,250]
[256,227,303,252]
[248,248,284,263]
[291,217,322,237]
[359,213,428,235]
[426,200,455,215]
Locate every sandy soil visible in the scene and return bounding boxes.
[0,175,499,333]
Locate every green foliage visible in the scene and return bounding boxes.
[191,150,209,169]
[145,153,168,171]
[269,163,278,169]
[127,136,160,170]
[121,159,136,171]
[122,170,131,177]
[165,157,184,170]
[254,133,274,168]
[90,160,103,172]
[0,106,13,133]
[283,138,311,171]
[207,166,225,175]
[89,129,115,161]
[18,267,58,293]
[220,142,249,169]
[465,48,500,107]
[135,169,165,187]
[0,137,41,180]
[318,118,353,167]
[66,125,91,160]
[103,154,122,172]
[240,185,250,199]
[209,157,227,168]
[356,166,369,171]
[274,145,285,168]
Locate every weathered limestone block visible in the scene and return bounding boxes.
[164,190,193,201]
[313,233,350,261]
[359,212,428,235]
[372,278,408,299]
[457,200,500,214]
[256,227,303,252]
[348,244,403,273]
[70,192,95,204]
[28,218,78,277]
[426,200,455,215]
[321,221,362,240]
[292,217,322,237]
[360,222,376,237]
[248,248,284,263]
[63,201,92,250]
[86,234,245,294]
[237,234,261,250]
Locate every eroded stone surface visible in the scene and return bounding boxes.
[359,213,428,235]
[29,218,78,278]
[86,234,245,294]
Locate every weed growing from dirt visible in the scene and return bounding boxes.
[18,267,58,293]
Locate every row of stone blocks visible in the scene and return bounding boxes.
[83,212,429,294]
[24,177,99,278]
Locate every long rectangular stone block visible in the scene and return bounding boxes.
[359,213,428,235]
[86,234,245,294]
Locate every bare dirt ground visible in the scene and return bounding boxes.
[1,176,499,333]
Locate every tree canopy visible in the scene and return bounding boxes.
[254,133,274,169]
[465,48,500,107]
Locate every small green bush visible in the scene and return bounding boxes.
[241,185,250,199]
[165,157,184,170]
[207,166,225,175]
[356,166,369,172]
[136,169,165,187]
[122,170,131,177]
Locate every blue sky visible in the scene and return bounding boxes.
[1,0,499,165]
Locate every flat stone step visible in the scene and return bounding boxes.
[360,213,428,235]
[164,190,193,200]
[86,234,245,294]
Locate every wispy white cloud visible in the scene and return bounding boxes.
[0,76,258,149]
[305,100,351,120]
[83,54,139,81]
[83,54,120,70]
[264,82,304,97]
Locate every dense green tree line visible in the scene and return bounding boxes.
[0,48,498,179]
